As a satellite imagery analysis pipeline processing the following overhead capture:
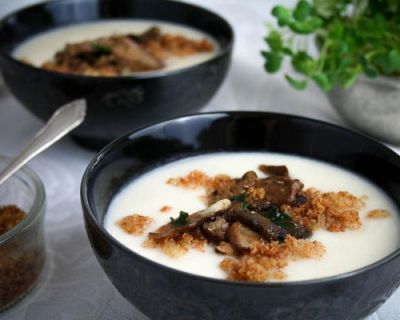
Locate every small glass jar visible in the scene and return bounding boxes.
[0,156,46,311]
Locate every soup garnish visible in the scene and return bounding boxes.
[115,163,388,282]
[39,26,214,76]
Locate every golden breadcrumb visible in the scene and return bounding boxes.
[160,206,172,213]
[367,209,391,219]
[248,186,266,201]
[143,232,206,258]
[220,236,325,282]
[117,214,153,235]
[282,188,365,232]
[167,170,212,189]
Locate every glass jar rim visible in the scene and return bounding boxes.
[0,155,46,245]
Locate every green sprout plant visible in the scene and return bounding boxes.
[262,0,400,91]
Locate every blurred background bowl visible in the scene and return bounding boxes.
[0,0,233,149]
[0,156,46,312]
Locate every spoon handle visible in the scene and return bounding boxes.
[0,99,86,185]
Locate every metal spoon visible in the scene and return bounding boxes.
[0,99,86,185]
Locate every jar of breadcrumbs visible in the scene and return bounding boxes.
[0,156,46,311]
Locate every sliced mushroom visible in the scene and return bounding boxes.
[202,217,230,242]
[256,176,304,206]
[112,37,163,71]
[227,222,262,252]
[215,241,235,255]
[129,26,162,43]
[240,171,258,188]
[292,194,308,207]
[224,209,287,242]
[258,165,289,177]
[149,199,231,241]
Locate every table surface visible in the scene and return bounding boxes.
[0,0,399,319]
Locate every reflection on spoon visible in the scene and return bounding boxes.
[0,99,86,186]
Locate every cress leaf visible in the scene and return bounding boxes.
[312,73,333,91]
[265,31,283,51]
[360,56,379,78]
[387,49,400,73]
[340,69,360,89]
[285,74,308,90]
[289,18,322,34]
[293,0,313,21]
[313,0,337,18]
[272,6,291,27]
[262,51,283,73]
[292,51,315,76]
[372,50,400,74]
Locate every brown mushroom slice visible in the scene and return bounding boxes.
[112,37,164,71]
[227,222,262,252]
[258,165,289,177]
[202,217,230,242]
[224,209,287,242]
[150,199,231,241]
[255,176,304,206]
[240,171,258,188]
[215,241,235,255]
[129,26,162,43]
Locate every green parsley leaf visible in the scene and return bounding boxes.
[239,201,249,211]
[170,211,189,227]
[261,206,294,229]
[230,193,249,211]
[230,193,247,202]
[91,43,112,55]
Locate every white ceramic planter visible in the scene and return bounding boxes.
[327,75,400,145]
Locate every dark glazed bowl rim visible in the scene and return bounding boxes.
[0,0,234,80]
[81,111,400,288]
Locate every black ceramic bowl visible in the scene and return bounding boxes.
[81,112,400,320]
[0,0,233,149]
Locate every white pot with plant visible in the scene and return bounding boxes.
[262,0,400,144]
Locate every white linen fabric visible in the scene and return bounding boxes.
[0,1,399,319]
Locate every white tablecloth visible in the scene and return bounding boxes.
[0,1,399,319]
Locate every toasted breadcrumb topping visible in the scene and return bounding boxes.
[117,214,153,235]
[282,188,365,232]
[220,236,325,282]
[167,170,212,189]
[160,206,172,213]
[367,209,391,219]
[143,232,206,258]
[144,168,390,282]
[248,186,266,200]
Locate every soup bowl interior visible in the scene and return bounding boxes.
[81,112,400,320]
[0,0,233,149]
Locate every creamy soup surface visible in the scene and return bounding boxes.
[13,20,218,73]
[104,153,400,281]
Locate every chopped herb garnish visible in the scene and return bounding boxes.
[170,211,189,227]
[91,43,112,55]
[230,193,249,211]
[262,205,294,229]
[239,201,249,211]
[230,193,247,202]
